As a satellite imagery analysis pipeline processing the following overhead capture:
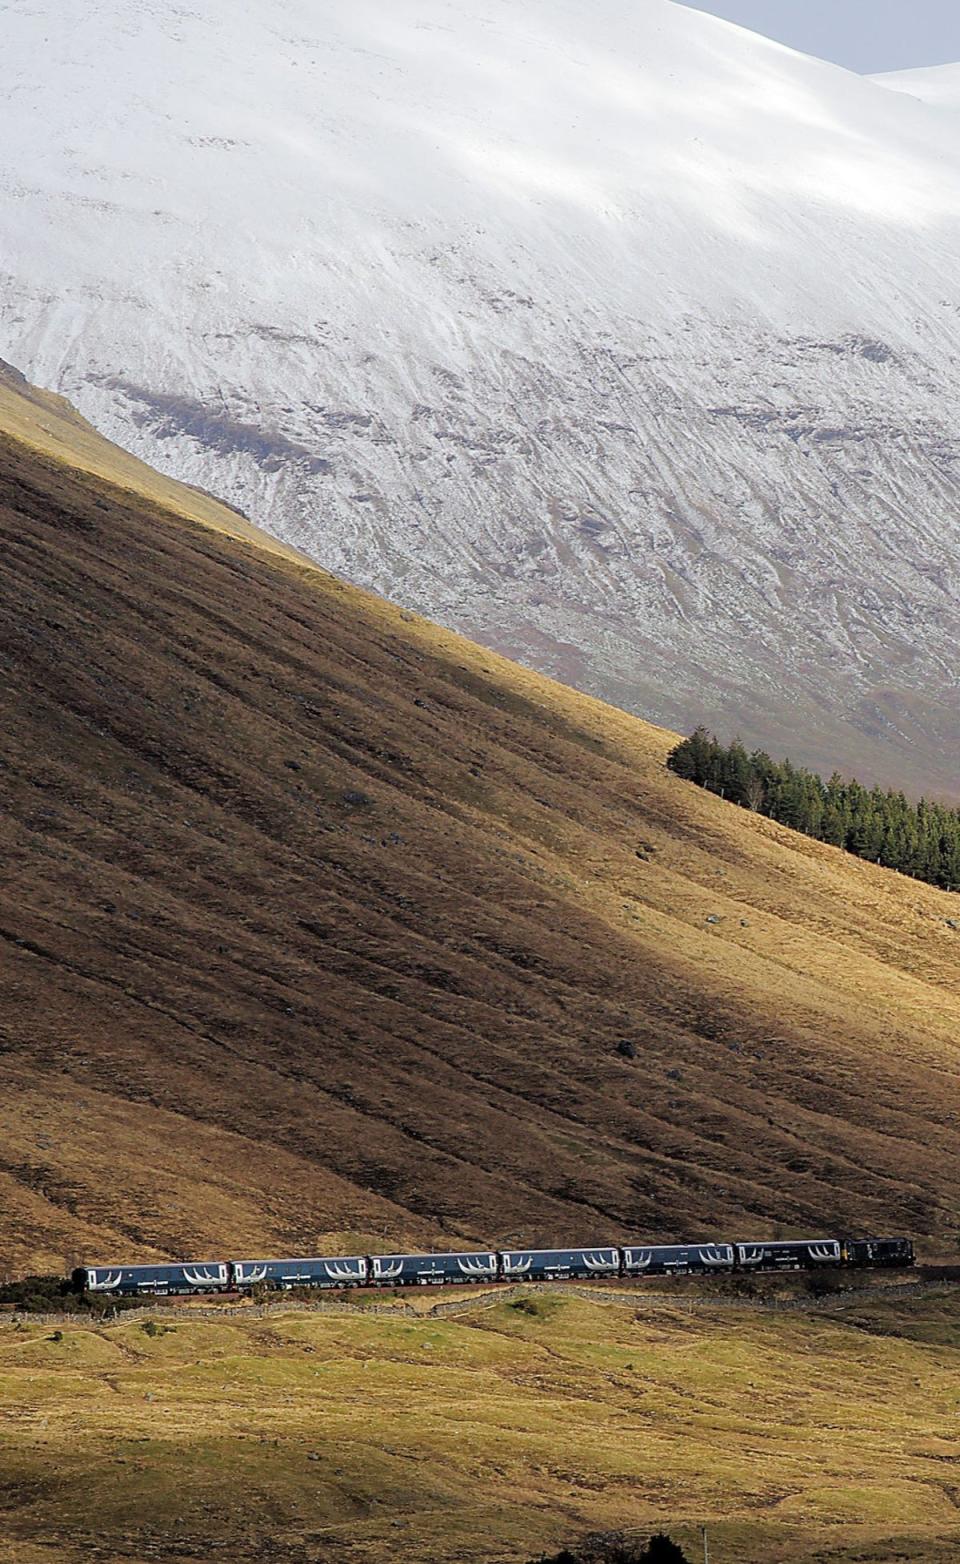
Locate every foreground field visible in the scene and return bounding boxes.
[0,1289,958,1564]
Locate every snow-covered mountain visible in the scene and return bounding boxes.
[3,0,960,796]
[873,63,960,112]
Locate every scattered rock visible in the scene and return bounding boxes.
[616,1039,636,1060]
[706,914,721,925]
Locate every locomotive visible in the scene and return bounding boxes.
[74,1234,914,1298]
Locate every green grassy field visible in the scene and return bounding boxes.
[0,1288,957,1564]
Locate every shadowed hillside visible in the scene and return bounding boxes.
[1,376,959,1275]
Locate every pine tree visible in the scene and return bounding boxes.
[667,727,716,786]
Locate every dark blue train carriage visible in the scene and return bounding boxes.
[367,1251,498,1286]
[621,1242,735,1276]
[500,1246,620,1282]
[735,1238,842,1270]
[78,1261,229,1296]
[231,1256,368,1290]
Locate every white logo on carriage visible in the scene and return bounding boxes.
[456,1256,497,1275]
[372,1259,405,1281]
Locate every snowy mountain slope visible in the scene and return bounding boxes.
[3,0,960,796]
[873,63,960,111]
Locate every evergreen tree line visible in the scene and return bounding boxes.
[667,728,960,892]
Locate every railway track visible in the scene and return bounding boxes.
[7,1271,957,1328]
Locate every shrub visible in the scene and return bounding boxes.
[0,1275,80,1313]
[537,1531,690,1564]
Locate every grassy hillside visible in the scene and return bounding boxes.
[1,371,960,1276]
[0,1289,958,1564]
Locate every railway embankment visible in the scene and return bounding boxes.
[4,1268,957,1328]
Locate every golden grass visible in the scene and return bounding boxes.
[0,1291,958,1564]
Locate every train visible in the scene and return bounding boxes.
[74,1234,915,1298]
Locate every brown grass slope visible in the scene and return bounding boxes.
[1,383,959,1276]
